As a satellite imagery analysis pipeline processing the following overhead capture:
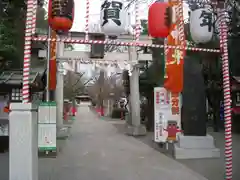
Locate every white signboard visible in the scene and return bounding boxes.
[154,87,171,143]
[38,124,56,151]
[154,87,183,143]
[38,102,57,152]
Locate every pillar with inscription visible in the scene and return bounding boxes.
[173,56,220,159]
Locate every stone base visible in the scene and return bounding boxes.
[125,124,146,136]
[173,135,220,159]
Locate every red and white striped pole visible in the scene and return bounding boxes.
[22,0,35,103]
[134,0,141,41]
[85,0,90,40]
[218,6,233,180]
[31,0,37,35]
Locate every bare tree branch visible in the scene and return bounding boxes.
[72,72,85,87]
[84,77,95,85]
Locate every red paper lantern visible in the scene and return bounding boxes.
[148,2,171,38]
[48,0,74,32]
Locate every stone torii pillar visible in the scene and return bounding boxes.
[125,46,146,136]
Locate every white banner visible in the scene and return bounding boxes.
[154,87,170,143]
[154,87,182,143]
[38,124,57,151]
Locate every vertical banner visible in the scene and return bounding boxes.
[49,30,57,90]
[154,87,170,143]
[164,0,185,93]
[162,0,185,140]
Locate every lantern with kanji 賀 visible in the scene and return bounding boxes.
[100,0,127,37]
[48,0,74,32]
[189,8,213,44]
[148,2,171,38]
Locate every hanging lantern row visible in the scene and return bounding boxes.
[47,0,215,45]
[48,0,127,36]
[148,2,214,44]
[48,0,75,32]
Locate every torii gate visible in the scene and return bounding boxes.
[38,31,153,133]
[38,31,153,63]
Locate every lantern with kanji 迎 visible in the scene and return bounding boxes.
[48,0,74,32]
[100,0,127,37]
[189,8,213,44]
[148,2,172,38]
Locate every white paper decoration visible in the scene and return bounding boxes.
[100,0,127,36]
[190,8,214,44]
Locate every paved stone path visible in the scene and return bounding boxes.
[1,105,209,180]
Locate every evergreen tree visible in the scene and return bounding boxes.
[0,0,47,70]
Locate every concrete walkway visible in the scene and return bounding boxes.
[1,105,209,180]
[41,105,208,180]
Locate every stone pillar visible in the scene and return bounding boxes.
[56,42,64,128]
[56,70,64,128]
[56,42,69,138]
[125,47,146,136]
[182,57,207,135]
[173,56,220,159]
[130,67,141,126]
[9,103,38,180]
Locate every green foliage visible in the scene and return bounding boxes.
[0,1,48,69]
[0,1,24,56]
[139,38,165,94]
[0,0,26,68]
[0,23,17,59]
[36,6,48,33]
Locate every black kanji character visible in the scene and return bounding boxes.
[199,10,212,32]
[101,0,111,10]
[101,1,123,27]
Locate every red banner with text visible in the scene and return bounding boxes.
[164,1,186,93]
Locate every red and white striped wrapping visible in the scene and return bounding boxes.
[218,8,232,180]
[134,0,141,41]
[85,0,90,40]
[180,0,217,5]
[32,36,220,53]
[31,0,37,35]
[22,0,34,103]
